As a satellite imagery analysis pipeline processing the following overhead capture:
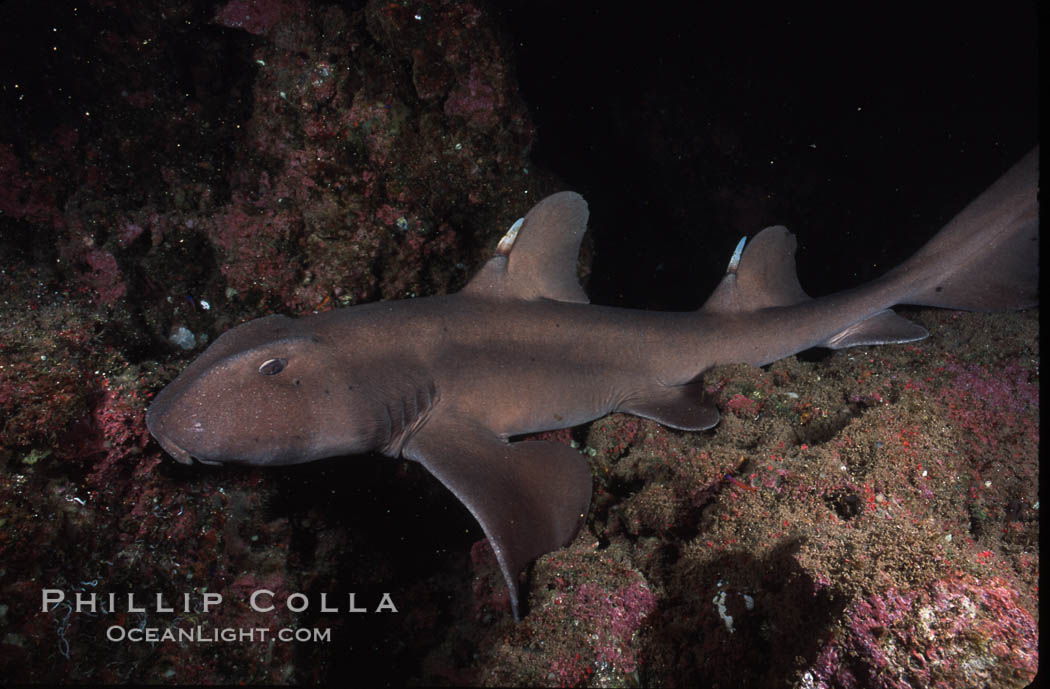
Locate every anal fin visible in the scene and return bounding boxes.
[402,414,593,620]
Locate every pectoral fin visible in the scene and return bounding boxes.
[402,415,593,619]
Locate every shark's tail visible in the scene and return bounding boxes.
[877,147,1038,312]
[702,148,1038,351]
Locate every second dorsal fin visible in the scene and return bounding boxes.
[462,191,590,303]
[701,226,810,315]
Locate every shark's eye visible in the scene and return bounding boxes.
[259,358,286,375]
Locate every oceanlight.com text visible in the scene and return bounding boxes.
[106,625,332,643]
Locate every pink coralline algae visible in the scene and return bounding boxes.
[473,543,660,687]
[938,359,1038,452]
[930,356,1039,542]
[570,581,657,675]
[727,392,760,417]
[209,201,303,304]
[84,378,153,483]
[115,220,145,248]
[806,574,1037,689]
[0,358,85,450]
[444,64,503,130]
[81,249,127,306]
[535,578,656,687]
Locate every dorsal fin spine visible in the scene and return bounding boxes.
[496,217,524,255]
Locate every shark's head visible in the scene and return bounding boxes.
[146,315,388,466]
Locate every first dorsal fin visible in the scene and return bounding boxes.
[462,191,590,303]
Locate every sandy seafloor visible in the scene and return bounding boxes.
[0,1,1037,686]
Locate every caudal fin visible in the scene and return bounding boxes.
[700,149,1038,353]
[884,147,1039,311]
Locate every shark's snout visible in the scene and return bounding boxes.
[146,388,206,465]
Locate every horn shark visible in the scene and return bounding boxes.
[147,148,1038,619]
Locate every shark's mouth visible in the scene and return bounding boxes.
[153,434,193,465]
[153,434,222,466]
[147,412,224,466]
